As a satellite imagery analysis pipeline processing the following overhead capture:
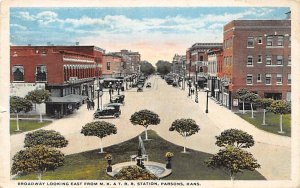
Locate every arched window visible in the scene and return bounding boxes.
[12,65,24,81]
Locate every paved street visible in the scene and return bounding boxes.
[10,75,290,180]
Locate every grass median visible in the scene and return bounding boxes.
[237,112,291,137]
[10,119,52,135]
[15,130,265,180]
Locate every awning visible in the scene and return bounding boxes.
[46,94,87,104]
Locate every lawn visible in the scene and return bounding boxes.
[15,130,265,180]
[10,120,52,135]
[237,112,291,137]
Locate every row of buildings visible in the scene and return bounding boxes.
[10,45,141,117]
[171,18,291,110]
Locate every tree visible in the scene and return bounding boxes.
[235,88,250,114]
[215,129,254,149]
[155,60,171,75]
[244,92,259,118]
[257,98,274,125]
[10,96,32,131]
[205,145,260,180]
[81,121,117,153]
[268,100,291,134]
[24,129,68,148]
[130,109,160,140]
[140,61,155,75]
[169,118,200,153]
[11,145,64,180]
[114,165,158,180]
[25,89,50,123]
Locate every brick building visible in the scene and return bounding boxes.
[102,54,124,78]
[116,49,141,75]
[10,45,105,117]
[222,20,291,109]
[186,43,222,89]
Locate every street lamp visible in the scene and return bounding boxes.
[108,82,113,103]
[195,65,198,103]
[204,87,210,113]
[99,80,104,110]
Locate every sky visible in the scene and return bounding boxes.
[10,7,290,64]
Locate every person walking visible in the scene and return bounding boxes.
[86,99,90,110]
[91,101,95,110]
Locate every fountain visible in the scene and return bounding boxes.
[106,135,172,179]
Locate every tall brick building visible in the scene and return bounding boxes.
[222,20,291,109]
[102,54,123,78]
[10,45,105,117]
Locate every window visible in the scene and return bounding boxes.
[247,37,254,47]
[36,65,47,82]
[107,62,110,70]
[277,36,284,46]
[289,36,291,47]
[247,56,253,66]
[266,56,272,65]
[257,74,262,82]
[288,56,291,66]
[265,74,272,85]
[288,74,291,85]
[276,56,283,65]
[258,36,263,44]
[12,65,24,81]
[247,74,253,85]
[267,36,273,46]
[276,74,282,85]
[257,55,262,63]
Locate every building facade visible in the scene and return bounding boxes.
[222,20,291,109]
[186,43,223,89]
[10,45,104,117]
[102,54,124,78]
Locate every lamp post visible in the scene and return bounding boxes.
[95,87,100,111]
[109,82,113,103]
[195,65,198,103]
[99,80,104,110]
[188,79,191,97]
[205,87,210,113]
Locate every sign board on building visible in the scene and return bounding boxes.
[233,99,239,107]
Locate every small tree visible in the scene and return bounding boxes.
[257,98,274,125]
[130,109,160,140]
[235,88,250,114]
[25,89,50,123]
[11,145,64,180]
[205,145,260,180]
[244,92,259,118]
[169,118,200,153]
[269,100,291,134]
[215,129,254,149]
[81,121,117,153]
[24,129,68,148]
[10,96,32,131]
[114,165,158,180]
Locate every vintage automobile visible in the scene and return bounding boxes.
[146,82,151,88]
[93,103,122,119]
[111,94,125,104]
[137,84,143,92]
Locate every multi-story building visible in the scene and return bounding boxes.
[102,54,124,78]
[115,49,141,75]
[186,43,222,89]
[171,54,186,76]
[10,45,105,117]
[222,20,291,110]
[207,49,223,101]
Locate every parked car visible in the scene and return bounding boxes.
[94,103,122,119]
[146,82,151,88]
[111,94,125,104]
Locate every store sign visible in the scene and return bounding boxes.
[233,99,239,107]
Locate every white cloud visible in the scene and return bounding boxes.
[18,11,35,21]
[10,24,27,30]
[35,11,59,25]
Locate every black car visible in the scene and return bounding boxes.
[93,103,121,119]
[111,94,125,104]
[146,82,151,88]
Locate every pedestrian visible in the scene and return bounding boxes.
[87,99,90,110]
[91,101,95,110]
